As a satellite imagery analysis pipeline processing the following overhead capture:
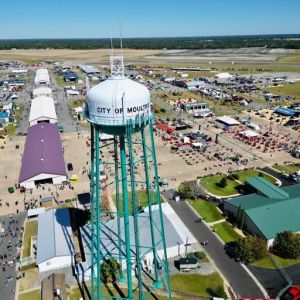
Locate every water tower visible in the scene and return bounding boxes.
[85,55,172,300]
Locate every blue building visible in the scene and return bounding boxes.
[63,72,79,82]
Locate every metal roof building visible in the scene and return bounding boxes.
[75,203,197,281]
[29,96,57,126]
[63,72,78,82]
[79,65,100,74]
[19,123,67,189]
[33,87,52,98]
[224,177,300,246]
[35,68,50,85]
[37,209,74,272]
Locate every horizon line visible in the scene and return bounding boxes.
[0,33,300,40]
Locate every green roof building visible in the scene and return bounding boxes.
[224,176,300,247]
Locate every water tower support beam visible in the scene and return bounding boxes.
[120,136,133,299]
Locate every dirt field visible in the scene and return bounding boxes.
[0,49,161,64]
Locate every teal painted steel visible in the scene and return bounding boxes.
[120,136,133,299]
[127,124,144,299]
[89,117,172,299]
[149,120,172,300]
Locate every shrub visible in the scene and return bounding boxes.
[207,286,227,298]
[160,108,166,113]
[194,251,206,260]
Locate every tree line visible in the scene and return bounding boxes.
[0,35,300,50]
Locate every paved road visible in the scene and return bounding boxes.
[261,167,293,187]
[168,200,264,298]
[0,212,26,300]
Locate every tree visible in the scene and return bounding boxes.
[178,182,195,199]
[207,286,227,298]
[101,258,120,283]
[227,236,268,263]
[217,177,228,188]
[272,231,300,259]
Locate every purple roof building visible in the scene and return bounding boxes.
[19,122,67,189]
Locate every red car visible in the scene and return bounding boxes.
[281,286,300,300]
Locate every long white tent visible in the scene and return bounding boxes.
[29,96,57,126]
[34,68,50,85]
[33,87,52,98]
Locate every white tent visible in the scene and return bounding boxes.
[217,115,240,126]
[240,129,260,138]
[33,87,52,98]
[29,96,57,126]
[34,68,50,85]
[214,72,233,79]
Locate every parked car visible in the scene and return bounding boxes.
[67,163,74,171]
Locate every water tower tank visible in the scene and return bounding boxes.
[87,74,151,135]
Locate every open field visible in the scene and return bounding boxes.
[188,199,223,222]
[235,169,277,184]
[212,222,241,243]
[278,50,300,63]
[263,82,300,99]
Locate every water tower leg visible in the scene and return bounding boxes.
[149,121,172,299]
[120,136,133,299]
[127,126,144,299]
[114,137,125,283]
[141,127,161,287]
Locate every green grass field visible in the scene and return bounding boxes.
[21,221,37,258]
[188,199,223,222]
[252,254,300,269]
[171,273,224,297]
[235,169,277,184]
[200,175,240,196]
[5,123,17,136]
[212,221,241,243]
[19,290,41,300]
[273,164,300,174]
[263,82,300,99]
[69,98,86,109]
[278,50,300,63]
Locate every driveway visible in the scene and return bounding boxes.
[168,200,265,298]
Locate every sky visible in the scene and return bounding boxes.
[1,0,300,39]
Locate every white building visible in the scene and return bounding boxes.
[76,203,197,281]
[33,87,52,98]
[29,96,57,126]
[36,209,74,272]
[34,68,50,85]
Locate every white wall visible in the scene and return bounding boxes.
[20,173,67,189]
[38,255,72,273]
[29,117,57,126]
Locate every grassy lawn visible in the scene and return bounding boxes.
[69,98,86,109]
[273,164,300,174]
[263,82,300,99]
[171,273,224,297]
[200,175,239,197]
[113,190,163,214]
[19,290,40,300]
[188,199,223,222]
[69,285,181,300]
[235,169,277,184]
[252,254,300,269]
[212,221,241,243]
[54,75,67,86]
[21,221,37,258]
[5,123,17,136]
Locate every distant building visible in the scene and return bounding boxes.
[224,176,300,247]
[63,72,78,82]
[182,102,209,113]
[79,65,100,74]
[35,69,50,85]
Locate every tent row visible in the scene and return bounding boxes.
[34,68,50,85]
[19,69,67,189]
